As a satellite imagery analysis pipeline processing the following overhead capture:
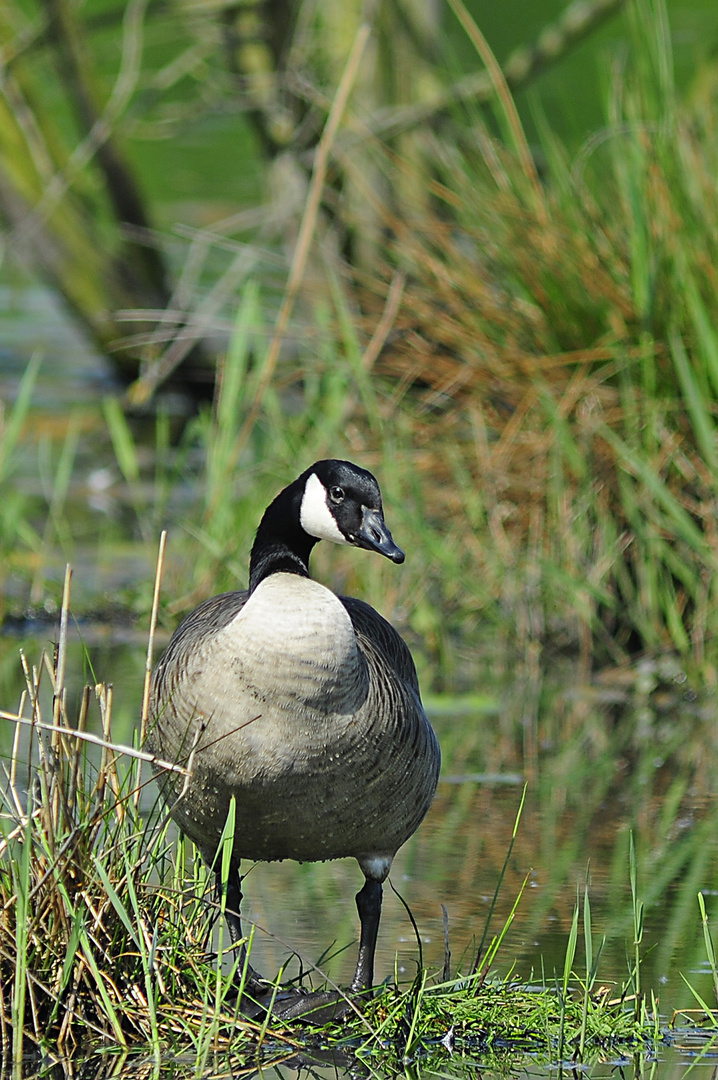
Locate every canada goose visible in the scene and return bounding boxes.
[147,459,440,1007]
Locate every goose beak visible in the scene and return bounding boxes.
[355,507,405,563]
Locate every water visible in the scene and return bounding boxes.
[0,286,116,406]
[221,699,718,1017]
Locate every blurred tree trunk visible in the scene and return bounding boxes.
[0,0,213,398]
[42,0,169,301]
[216,0,443,265]
[0,0,626,405]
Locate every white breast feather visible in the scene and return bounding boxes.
[220,575,363,715]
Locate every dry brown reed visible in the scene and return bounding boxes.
[348,50,718,668]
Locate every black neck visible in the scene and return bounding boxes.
[248,476,317,593]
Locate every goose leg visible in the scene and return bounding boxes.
[221,860,244,946]
[266,876,383,1020]
[217,860,265,993]
[350,877,383,992]
[221,863,344,1023]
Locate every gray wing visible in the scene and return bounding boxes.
[151,590,249,702]
[339,595,420,694]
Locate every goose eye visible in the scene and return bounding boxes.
[329,486,344,504]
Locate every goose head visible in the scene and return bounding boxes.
[249,460,404,591]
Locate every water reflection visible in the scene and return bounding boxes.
[9,1038,718,1080]
[214,655,718,1026]
[1,628,718,1075]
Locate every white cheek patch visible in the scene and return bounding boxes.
[299,472,350,544]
